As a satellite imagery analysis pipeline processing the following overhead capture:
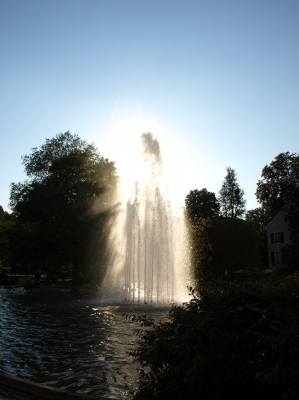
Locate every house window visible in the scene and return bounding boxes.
[274,232,284,243]
[271,232,284,244]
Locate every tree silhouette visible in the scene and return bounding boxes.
[219,167,246,218]
[10,132,118,282]
[185,188,219,223]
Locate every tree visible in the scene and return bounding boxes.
[0,206,16,271]
[245,207,271,235]
[185,188,219,223]
[189,217,261,281]
[245,207,272,267]
[219,167,246,218]
[10,132,118,283]
[256,152,299,216]
[21,131,97,180]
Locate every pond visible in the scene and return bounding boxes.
[0,286,169,399]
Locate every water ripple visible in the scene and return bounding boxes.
[0,286,168,398]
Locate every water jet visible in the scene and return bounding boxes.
[104,132,188,303]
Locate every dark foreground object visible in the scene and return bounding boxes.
[0,373,110,400]
[0,383,44,400]
[130,275,299,400]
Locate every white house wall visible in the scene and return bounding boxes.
[266,211,291,268]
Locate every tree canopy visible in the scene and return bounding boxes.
[256,152,299,215]
[10,132,118,282]
[185,188,219,223]
[21,131,98,180]
[219,166,246,218]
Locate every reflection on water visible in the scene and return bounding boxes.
[0,286,169,398]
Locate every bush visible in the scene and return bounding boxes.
[129,274,299,399]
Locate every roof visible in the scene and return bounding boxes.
[265,210,285,230]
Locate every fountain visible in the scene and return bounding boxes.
[104,132,187,303]
[0,133,188,399]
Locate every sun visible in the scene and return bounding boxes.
[92,107,203,215]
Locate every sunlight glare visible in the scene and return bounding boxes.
[97,110,203,214]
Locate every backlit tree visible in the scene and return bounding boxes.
[219,167,246,218]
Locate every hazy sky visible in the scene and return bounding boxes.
[1,0,298,212]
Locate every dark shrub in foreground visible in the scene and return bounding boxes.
[129,274,299,399]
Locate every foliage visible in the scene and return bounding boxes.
[129,274,299,400]
[0,206,16,270]
[281,243,299,275]
[245,207,272,235]
[256,152,299,216]
[219,166,246,218]
[189,217,261,280]
[9,132,118,282]
[21,131,97,180]
[245,207,272,267]
[184,188,219,223]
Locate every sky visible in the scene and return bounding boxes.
[0,0,298,213]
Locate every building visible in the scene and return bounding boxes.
[265,210,291,269]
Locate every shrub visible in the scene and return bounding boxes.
[129,274,299,399]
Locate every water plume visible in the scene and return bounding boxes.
[103,132,187,303]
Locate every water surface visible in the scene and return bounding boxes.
[0,286,169,398]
